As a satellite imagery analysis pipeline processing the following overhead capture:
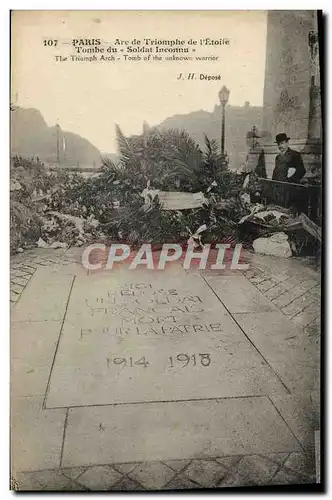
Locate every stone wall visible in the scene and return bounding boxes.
[262,11,322,179]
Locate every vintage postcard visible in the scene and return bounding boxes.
[10,10,322,491]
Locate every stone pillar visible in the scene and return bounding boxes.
[262,11,322,180]
[303,21,322,172]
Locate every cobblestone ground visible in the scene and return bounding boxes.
[10,248,321,491]
[10,248,79,307]
[13,452,316,491]
[241,256,321,341]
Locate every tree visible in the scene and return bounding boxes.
[113,125,210,191]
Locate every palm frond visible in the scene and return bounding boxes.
[203,134,221,164]
[100,158,129,183]
[115,124,138,163]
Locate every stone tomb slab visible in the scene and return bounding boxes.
[46,269,288,408]
[62,398,301,467]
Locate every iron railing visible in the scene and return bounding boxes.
[258,178,321,223]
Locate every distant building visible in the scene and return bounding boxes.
[157,103,264,171]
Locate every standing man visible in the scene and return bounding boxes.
[272,133,306,183]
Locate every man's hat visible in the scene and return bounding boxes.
[275,133,290,144]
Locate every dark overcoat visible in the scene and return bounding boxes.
[272,148,305,183]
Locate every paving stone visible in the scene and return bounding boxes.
[217,454,282,487]
[128,462,175,489]
[10,476,19,490]
[218,470,257,487]
[242,269,259,279]
[283,451,315,475]
[282,295,317,319]
[235,454,279,485]
[234,311,319,394]
[10,283,24,294]
[21,252,38,258]
[163,459,191,472]
[263,452,290,465]
[205,275,277,313]
[11,268,31,278]
[11,320,62,398]
[236,253,319,286]
[216,453,289,473]
[111,476,145,491]
[112,463,140,474]
[184,459,227,487]
[206,276,275,313]
[11,361,53,398]
[13,471,44,491]
[11,262,31,269]
[20,264,37,272]
[250,275,269,285]
[300,277,320,290]
[163,474,202,490]
[286,276,308,287]
[11,263,25,269]
[11,320,61,363]
[13,271,34,280]
[256,279,278,292]
[61,466,87,480]
[31,260,49,266]
[11,268,74,322]
[272,285,310,309]
[265,281,295,300]
[270,468,314,485]
[77,465,123,490]
[11,276,30,287]
[11,396,66,472]
[10,291,19,302]
[304,318,320,336]
[297,278,320,290]
[28,470,82,491]
[292,302,320,329]
[39,259,61,266]
[271,396,318,452]
[307,286,321,300]
[62,398,300,468]
[216,456,243,470]
[194,267,243,277]
[264,271,296,284]
[266,270,299,284]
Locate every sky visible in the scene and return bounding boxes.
[11,10,267,153]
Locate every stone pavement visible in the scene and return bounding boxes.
[10,248,321,491]
[13,452,316,491]
[10,248,79,307]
